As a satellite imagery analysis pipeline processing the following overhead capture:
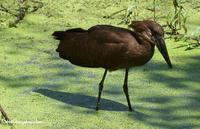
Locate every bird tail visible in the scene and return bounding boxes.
[52,31,65,40]
[52,28,87,40]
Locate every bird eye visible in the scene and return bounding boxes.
[154,31,163,37]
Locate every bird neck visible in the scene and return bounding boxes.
[134,31,155,58]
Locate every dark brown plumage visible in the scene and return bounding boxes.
[52,20,172,111]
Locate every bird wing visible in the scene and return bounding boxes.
[88,25,137,44]
[56,25,140,70]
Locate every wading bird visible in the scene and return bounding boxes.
[52,20,172,111]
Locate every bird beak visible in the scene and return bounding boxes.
[155,36,172,68]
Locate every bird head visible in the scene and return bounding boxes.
[129,20,172,68]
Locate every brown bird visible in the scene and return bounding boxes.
[52,20,172,111]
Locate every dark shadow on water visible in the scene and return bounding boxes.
[34,89,128,111]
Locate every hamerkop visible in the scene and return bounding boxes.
[52,20,172,111]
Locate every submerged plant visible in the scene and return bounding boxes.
[121,0,139,24]
[0,0,43,27]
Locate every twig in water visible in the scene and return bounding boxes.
[0,105,10,122]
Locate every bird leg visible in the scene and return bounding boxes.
[123,68,133,111]
[96,69,107,111]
